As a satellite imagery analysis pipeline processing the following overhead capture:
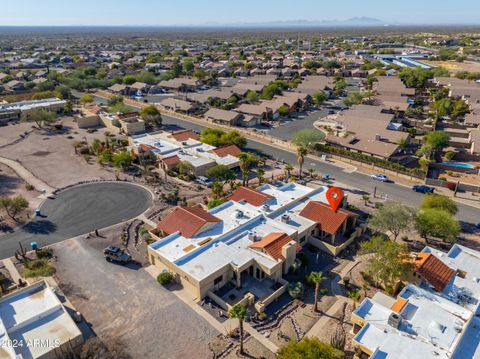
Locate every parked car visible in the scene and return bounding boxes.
[371,174,389,182]
[103,246,131,264]
[412,185,435,194]
[195,176,213,187]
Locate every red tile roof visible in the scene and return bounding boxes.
[139,144,156,152]
[212,144,242,158]
[299,201,357,235]
[171,129,200,142]
[157,206,221,238]
[229,186,273,207]
[412,253,455,292]
[162,155,180,167]
[249,232,301,261]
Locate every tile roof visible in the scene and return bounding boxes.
[157,206,222,238]
[212,144,242,158]
[161,155,181,166]
[249,232,300,261]
[139,144,156,152]
[171,129,200,142]
[413,253,455,292]
[229,186,273,206]
[299,201,357,235]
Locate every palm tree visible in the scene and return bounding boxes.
[297,146,308,180]
[238,153,252,186]
[362,195,370,206]
[211,181,224,199]
[307,271,325,312]
[257,168,265,184]
[284,164,294,179]
[308,168,315,179]
[229,304,247,355]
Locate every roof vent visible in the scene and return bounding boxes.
[235,209,244,218]
[388,312,402,329]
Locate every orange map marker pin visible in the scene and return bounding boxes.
[326,186,343,212]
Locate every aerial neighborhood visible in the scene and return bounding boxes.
[2,8,480,359]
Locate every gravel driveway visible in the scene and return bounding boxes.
[53,235,218,359]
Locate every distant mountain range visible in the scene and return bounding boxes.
[202,17,386,28]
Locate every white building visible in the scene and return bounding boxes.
[352,244,480,359]
[0,280,83,359]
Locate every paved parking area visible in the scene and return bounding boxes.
[268,109,328,141]
[53,235,218,359]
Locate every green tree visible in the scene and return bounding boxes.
[21,109,57,128]
[206,165,235,185]
[361,236,413,293]
[293,129,325,149]
[177,161,196,179]
[246,90,259,103]
[415,208,460,242]
[424,131,450,154]
[306,271,325,312]
[297,146,308,180]
[229,304,247,355]
[238,152,256,186]
[278,105,290,117]
[140,105,162,127]
[220,130,247,148]
[420,194,458,215]
[0,195,29,222]
[79,94,95,104]
[368,202,416,241]
[278,338,344,359]
[343,92,367,107]
[211,182,224,199]
[312,91,327,106]
[112,150,133,170]
[257,168,265,184]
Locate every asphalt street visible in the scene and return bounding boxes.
[85,93,480,224]
[158,112,480,225]
[0,182,151,259]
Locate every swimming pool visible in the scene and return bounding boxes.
[442,162,476,169]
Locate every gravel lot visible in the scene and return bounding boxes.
[53,234,219,359]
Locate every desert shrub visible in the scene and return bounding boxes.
[25,183,35,191]
[35,247,53,259]
[157,271,174,285]
[23,259,56,278]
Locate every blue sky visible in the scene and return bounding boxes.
[2,0,479,26]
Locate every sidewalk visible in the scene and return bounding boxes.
[0,156,56,194]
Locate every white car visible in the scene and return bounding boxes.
[371,174,389,182]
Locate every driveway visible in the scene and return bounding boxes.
[0,182,152,259]
[53,236,218,359]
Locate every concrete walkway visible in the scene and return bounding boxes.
[244,322,279,353]
[0,156,56,194]
[2,257,24,284]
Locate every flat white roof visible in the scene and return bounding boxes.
[132,131,239,167]
[0,98,66,112]
[0,281,82,359]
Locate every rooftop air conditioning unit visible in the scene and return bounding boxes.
[388,313,402,329]
[248,231,255,241]
[235,209,244,218]
[281,214,290,223]
[262,204,270,212]
[375,134,381,141]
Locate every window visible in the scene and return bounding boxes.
[214,275,223,285]
[299,236,306,243]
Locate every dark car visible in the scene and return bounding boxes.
[103,246,131,264]
[412,185,435,194]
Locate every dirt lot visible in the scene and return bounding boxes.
[423,60,480,73]
[0,118,120,189]
[51,227,219,359]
